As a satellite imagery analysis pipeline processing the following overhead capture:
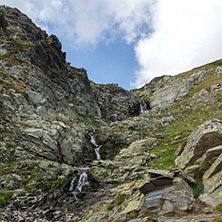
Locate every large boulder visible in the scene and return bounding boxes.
[175,119,222,208]
[175,119,222,169]
[139,170,194,215]
[109,169,195,220]
[115,138,157,164]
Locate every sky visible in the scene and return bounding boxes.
[1,0,222,89]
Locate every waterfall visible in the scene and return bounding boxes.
[89,132,97,147]
[69,176,76,191]
[89,132,101,160]
[77,172,89,192]
[95,146,101,160]
[140,100,148,115]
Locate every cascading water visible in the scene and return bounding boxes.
[140,100,148,115]
[89,132,101,160]
[69,176,76,191]
[77,172,89,192]
[94,146,101,160]
[69,171,89,200]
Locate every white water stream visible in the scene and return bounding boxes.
[89,132,101,160]
[69,176,76,191]
[76,172,89,192]
[69,171,89,195]
[140,100,148,115]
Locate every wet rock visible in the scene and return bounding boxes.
[139,170,174,195]
[141,177,194,215]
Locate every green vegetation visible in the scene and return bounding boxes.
[0,163,14,175]
[13,121,35,128]
[0,191,13,207]
[27,185,37,193]
[4,141,17,148]
[0,67,30,93]
[193,180,204,198]
[212,217,222,222]
[148,73,222,169]
[215,203,222,212]
[113,181,126,187]
[134,173,144,180]
[209,59,222,66]
[0,77,15,89]
[44,179,63,190]
[129,211,138,218]
[6,37,31,49]
[114,193,128,206]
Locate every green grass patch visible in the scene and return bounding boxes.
[7,37,31,49]
[43,179,63,190]
[13,121,37,128]
[212,217,222,222]
[0,164,14,175]
[0,67,30,93]
[215,203,222,212]
[193,180,204,199]
[0,191,13,207]
[209,59,222,66]
[27,185,37,193]
[149,87,222,170]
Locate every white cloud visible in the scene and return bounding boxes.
[132,0,222,88]
[1,0,154,47]
[1,0,222,88]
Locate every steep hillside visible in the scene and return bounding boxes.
[0,5,222,222]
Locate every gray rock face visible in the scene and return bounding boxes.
[91,82,140,121]
[199,153,222,207]
[175,119,222,169]
[149,70,212,112]
[0,6,100,118]
[109,169,195,220]
[0,7,147,208]
[175,119,222,208]
[132,69,214,114]
[0,8,8,35]
[142,177,194,215]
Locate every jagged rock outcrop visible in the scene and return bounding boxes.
[0,5,143,168]
[0,6,101,118]
[90,82,140,121]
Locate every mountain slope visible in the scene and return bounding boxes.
[0,5,222,222]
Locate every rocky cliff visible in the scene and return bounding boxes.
[0,5,222,222]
